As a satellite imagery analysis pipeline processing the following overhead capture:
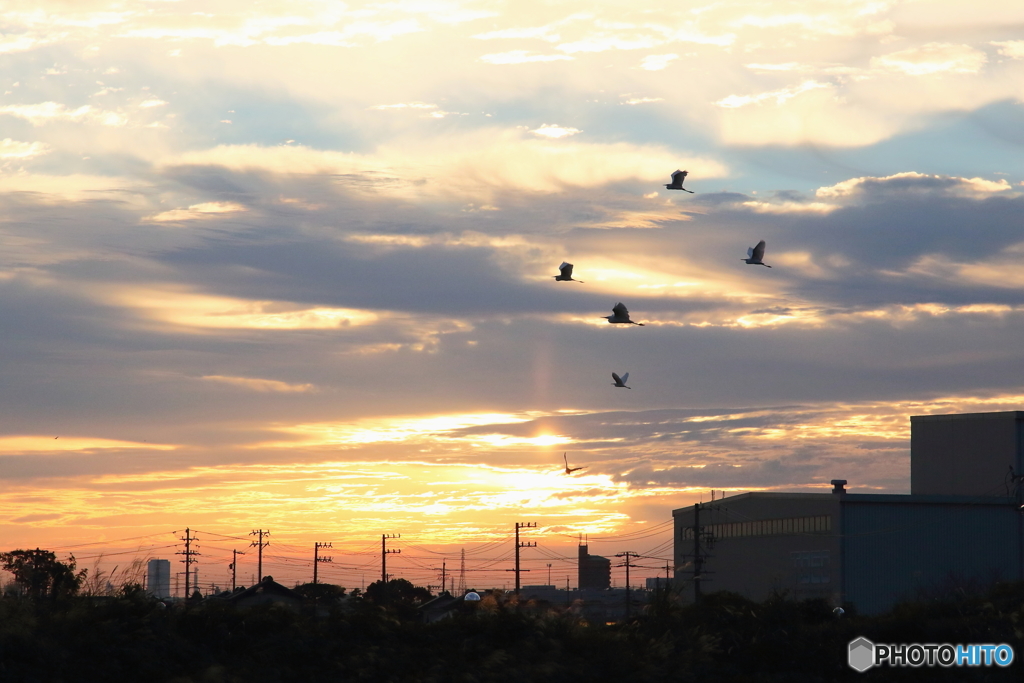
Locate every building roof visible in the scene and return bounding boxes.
[419,591,459,611]
[910,411,1024,422]
[672,491,836,514]
[672,490,1017,515]
[227,576,303,603]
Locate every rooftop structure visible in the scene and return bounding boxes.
[673,411,1024,614]
[911,411,1024,496]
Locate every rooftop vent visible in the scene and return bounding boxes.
[831,479,848,495]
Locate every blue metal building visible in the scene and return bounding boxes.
[842,493,1020,614]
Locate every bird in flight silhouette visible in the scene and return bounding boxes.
[742,240,772,267]
[563,453,587,475]
[605,302,644,325]
[554,262,583,283]
[665,170,694,193]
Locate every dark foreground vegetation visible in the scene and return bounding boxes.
[0,581,1021,683]
[0,549,1021,682]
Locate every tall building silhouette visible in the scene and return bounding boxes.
[578,541,611,590]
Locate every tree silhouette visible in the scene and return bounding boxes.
[363,578,432,616]
[293,582,346,603]
[0,548,86,599]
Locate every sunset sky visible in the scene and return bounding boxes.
[2,0,1024,594]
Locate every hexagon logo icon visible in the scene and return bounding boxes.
[848,637,875,672]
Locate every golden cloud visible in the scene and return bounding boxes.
[162,134,728,202]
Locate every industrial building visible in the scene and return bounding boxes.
[673,411,1024,614]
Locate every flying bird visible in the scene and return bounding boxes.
[612,372,631,389]
[563,453,587,475]
[604,302,644,325]
[743,240,772,267]
[665,170,694,193]
[554,262,583,283]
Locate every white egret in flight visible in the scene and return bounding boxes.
[612,372,631,389]
[743,240,772,268]
[605,302,644,325]
[554,262,583,282]
[665,170,694,193]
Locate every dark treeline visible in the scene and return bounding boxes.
[1,574,1022,681]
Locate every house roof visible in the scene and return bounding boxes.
[419,591,459,612]
[227,575,303,603]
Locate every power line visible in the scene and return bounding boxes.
[189,529,251,542]
[49,531,177,551]
[72,544,178,561]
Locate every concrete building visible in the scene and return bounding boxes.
[673,411,1024,614]
[146,559,171,599]
[578,543,611,590]
[911,411,1024,496]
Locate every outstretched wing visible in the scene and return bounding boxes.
[620,372,629,384]
[612,372,622,384]
[559,262,574,277]
[752,240,766,261]
[747,246,754,258]
[671,170,687,183]
[612,302,628,317]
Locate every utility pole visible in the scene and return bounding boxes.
[382,533,400,583]
[250,529,270,582]
[507,522,536,594]
[314,542,333,584]
[688,499,718,604]
[615,551,638,619]
[439,560,446,594]
[176,528,200,599]
[458,548,466,595]
[547,563,552,585]
[229,549,245,591]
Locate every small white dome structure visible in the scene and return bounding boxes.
[464,591,481,601]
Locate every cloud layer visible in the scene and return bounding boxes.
[1,0,1023,589]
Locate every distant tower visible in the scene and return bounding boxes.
[147,559,171,599]
[458,548,467,595]
[578,538,611,590]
